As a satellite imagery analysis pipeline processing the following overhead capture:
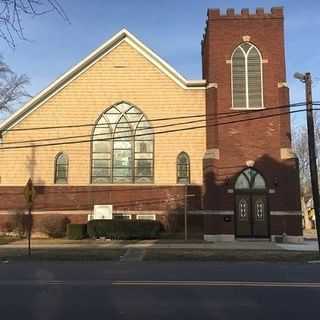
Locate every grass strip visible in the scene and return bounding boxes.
[0,248,125,261]
[144,249,319,263]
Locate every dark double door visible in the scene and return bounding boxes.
[235,193,269,238]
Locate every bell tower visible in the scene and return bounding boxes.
[201,7,302,242]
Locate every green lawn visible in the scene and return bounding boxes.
[1,246,317,262]
[0,235,19,245]
[0,248,126,261]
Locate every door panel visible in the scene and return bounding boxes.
[252,194,269,237]
[235,195,251,237]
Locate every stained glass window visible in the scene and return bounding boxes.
[177,152,190,184]
[55,153,68,184]
[91,102,153,183]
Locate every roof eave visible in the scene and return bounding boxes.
[0,28,206,133]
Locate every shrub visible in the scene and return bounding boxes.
[87,219,161,240]
[6,209,29,237]
[38,215,69,238]
[67,224,87,240]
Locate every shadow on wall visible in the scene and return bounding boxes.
[203,153,301,211]
[203,153,302,236]
[25,144,45,186]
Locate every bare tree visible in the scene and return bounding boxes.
[293,110,320,195]
[0,1,68,115]
[293,125,310,194]
[0,55,29,114]
[0,0,68,48]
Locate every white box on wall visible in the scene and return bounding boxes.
[89,205,113,221]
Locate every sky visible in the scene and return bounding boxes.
[1,0,320,129]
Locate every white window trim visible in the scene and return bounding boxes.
[231,43,264,110]
[136,214,156,221]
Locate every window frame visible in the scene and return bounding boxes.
[231,42,264,110]
[90,101,154,184]
[54,152,69,184]
[136,214,156,221]
[234,168,267,191]
[176,151,190,184]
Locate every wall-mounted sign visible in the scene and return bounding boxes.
[92,205,113,220]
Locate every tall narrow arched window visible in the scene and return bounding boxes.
[231,43,263,109]
[177,152,190,184]
[55,153,68,184]
[91,102,154,184]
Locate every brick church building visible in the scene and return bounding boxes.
[0,7,302,242]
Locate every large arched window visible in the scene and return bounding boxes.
[54,153,68,184]
[91,102,153,184]
[231,43,263,109]
[177,152,190,184]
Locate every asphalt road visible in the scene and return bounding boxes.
[0,261,319,319]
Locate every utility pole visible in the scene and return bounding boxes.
[305,73,320,253]
[295,72,320,253]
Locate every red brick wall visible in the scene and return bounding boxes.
[203,7,287,164]
[0,185,203,234]
[202,7,301,213]
[0,185,202,212]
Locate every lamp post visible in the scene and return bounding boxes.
[184,184,188,241]
[294,72,320,253]
[24,178,36,257]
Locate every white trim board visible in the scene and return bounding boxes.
[204,234,235,242]
[0,29,206,134]
[0,209,168,215]
[270,211,302,216]
[0,210,302,216]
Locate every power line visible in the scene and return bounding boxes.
[0,107,311,150]
[0,107,315,150]
[0,101,310,133]
[0,103,308,146]
[0,102,309,145]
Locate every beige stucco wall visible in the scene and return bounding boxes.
[0,40,206,186]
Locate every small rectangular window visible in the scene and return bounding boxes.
[136,214,156,221]
[113,214,131,220]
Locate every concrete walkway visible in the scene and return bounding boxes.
[1,239,318,252]
[277,241,319,252]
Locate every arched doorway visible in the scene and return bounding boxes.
[234,168,269,238]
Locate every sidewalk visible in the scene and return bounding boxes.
[1,239,318,252]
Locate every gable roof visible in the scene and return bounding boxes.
[0,29,206,133]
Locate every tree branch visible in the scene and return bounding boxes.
[0,56,30,114]
[0,0,68,48]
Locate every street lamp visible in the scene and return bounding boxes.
[294,72,306,82]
